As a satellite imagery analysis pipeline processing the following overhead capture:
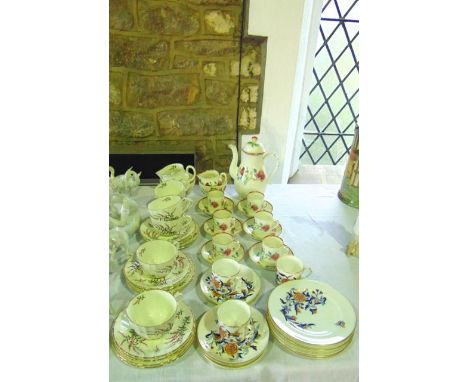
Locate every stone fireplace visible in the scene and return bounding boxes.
[109,0,265,177]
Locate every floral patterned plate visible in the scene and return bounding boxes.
[203,218,243,237]
[197,196,235,217]
[111,300,195,367]
[242,218,282,240]
[197,305,269,368]
[140,217,200,249]
[268,279,356,347]
[247,242,294,270]
[199,264,261,305]
[237,199,273,218]
[199,240,245,264]
[124,252,194,293]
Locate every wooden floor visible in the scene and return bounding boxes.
[288,164,345,184]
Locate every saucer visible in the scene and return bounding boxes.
[199,264,261,305]
[248,242,294,270]
[197,196,235,216]
[123,252,195,294]
[140,217,199,249]
[237,199,273,218]
[111,300,195,368]
[242,218,282,240]
[203,218,243,236]
[199,240,245,264]
[197,305,269,368]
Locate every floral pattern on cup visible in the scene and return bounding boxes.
[205,274,254,303]
[279,288,327,330]
[205,319,260,359]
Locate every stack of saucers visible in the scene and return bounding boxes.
[267,279,356,359]
[111,290,195,368]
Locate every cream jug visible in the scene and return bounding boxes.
[229,136,279,197]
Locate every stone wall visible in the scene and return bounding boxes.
[110,0,264,174]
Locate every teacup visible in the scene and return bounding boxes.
[253,211,278,233]
[207,190,225,212]
[154,179,185,198]
[262,235,290,262]
[148,195,193,221]
[149,215,187,236]
[275,256,312,284]
[198,170,228,194]
[136,240,178,277]
[125,290,181,339]
[213,209,235,234]
[211,258,241,290]
[212,232,240,258]
[217,300,252,339]
[246,191,265,212]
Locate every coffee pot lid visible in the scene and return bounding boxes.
[242,136,265,155]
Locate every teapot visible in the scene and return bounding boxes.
[109,166,141,196]
[155,163,196,195]
[229,136,279,198]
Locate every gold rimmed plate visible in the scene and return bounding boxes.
[242,218,282,240]
[237,199,273,218]
[199,240,245,264]
[247,241,294,270]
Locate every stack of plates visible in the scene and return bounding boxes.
[111,301,195,368]
[139,217,199,249]
[267,279,356,359]
[123,252,195,294]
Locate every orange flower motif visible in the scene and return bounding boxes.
[224,342,238,357]
[271,253,280,261]
[293,292,306,303]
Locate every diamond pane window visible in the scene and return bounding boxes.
[301,0,359,165]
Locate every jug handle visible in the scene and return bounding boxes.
[186,165,196,183]
[264,153,279,183]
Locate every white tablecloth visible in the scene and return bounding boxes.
[109,184,359,382]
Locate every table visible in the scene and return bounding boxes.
[109,184,359,382]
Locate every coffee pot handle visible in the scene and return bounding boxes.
[263,152,279,183]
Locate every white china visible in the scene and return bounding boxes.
[136,240,178,278]
[229,136,279,197]
[204,217,242,237]
[248,240,293,270]
[199,263,261,305]
[148,195,193,221]
[197,196,234,216]
[112,298,194,366]
[109,194,140,236]
[212,209,236,234]
[124,251,194,293]
[267,279,356,347]
[275,256,312,284]
[140,217,199,249]
[155,163,196,194]
[109,166,141,196]
[197,304,269,367]
[198,170,228,194]
[242,217,282,240]
[199,240,245,264]
[237,198,273,218]
[206,190,225,213]
[211,232,241,258]
[125,290,180,339]
[217,300,252,339]
[154,180,186,198]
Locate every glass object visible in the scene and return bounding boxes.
[338,126,359,208]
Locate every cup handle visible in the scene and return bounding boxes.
[186,165,196,183]
[182,197,194,212]
[302,267,313,278]
[263,152,279,184]
[220,172,228,185]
